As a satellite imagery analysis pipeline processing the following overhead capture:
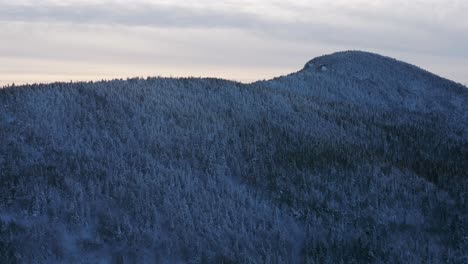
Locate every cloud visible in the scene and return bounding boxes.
[0,2,266,29]
[1,1,466,59]
[0,0,467,85]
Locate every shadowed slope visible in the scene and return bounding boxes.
[0,51,467,263]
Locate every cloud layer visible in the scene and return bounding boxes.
[1,0,467,85]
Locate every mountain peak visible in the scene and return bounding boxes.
[298,50,467,92]
[302,51,401,73]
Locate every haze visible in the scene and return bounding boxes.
[1,0,467,86]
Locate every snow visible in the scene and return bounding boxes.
[0,51,467,263]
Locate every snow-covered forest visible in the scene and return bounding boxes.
[1,51,467,263]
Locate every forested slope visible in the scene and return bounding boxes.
[1,51,467,263]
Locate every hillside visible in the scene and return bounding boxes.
[1,51,467,263]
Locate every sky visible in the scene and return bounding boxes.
[1,0,467,86]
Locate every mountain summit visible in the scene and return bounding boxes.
[1,51,467,263]
[270,51,467,114]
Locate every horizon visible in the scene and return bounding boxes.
[2,51,468,89]
[1,0,467,86]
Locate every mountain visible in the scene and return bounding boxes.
[0,51,467,263]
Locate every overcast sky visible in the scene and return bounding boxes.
[1,0,467,86]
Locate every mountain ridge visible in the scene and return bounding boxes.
[0,51,467,263]
[2,51,467,90]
